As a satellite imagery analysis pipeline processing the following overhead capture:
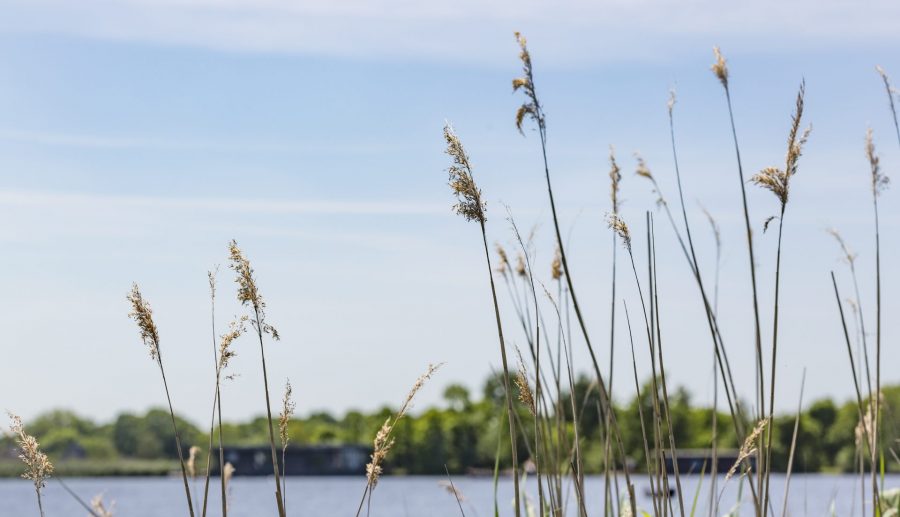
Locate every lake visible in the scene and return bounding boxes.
[0,474,893,516]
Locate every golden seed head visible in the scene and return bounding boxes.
[726,418,769,481]
[438,480,468,502]
[127,283,160,361]
[633,153,665,207]
[514,347,536,416]
[495,244,510,274]
[752,81,809,206]
[515,253,527,277]
[228,240,263,311]
[187,446,200,479]
[607,214,632,252]
[223,462,235,489]
[90,494,115,517]
[7,412,53,490]
[443,124,486,223]
[366,363,441,488]
[609,145,622,214]
[551,247,562,280]
[280,379,296,449]
[866,128,889,196]
[218,316,247,372]
[208,266,218,300]
[711,46,729,88]
[512,31,541,134]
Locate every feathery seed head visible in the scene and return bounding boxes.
[752,81,810,206]
[187,446,200,478]
[826,228,857,265]
[280,379,296,448]
[514,347,536,416]
[711,46,729,88]
[495,244,510,274]
[634,153,665,207]
[866,128,889,196]
[90,494,115,517]
[607,214,632,252]
[208,267,218,300]
[228,240,264,311]
[551,247,562,280]
[218,316,247,372]
[515,253,527,277]
[726,418,768,481]
[443,124,486,223]
[667,89,677,116]
[223,462,235,490]
[127,283,160,361]
[609,146,622,214]
[512,32,542,134]
[366,363,441,488]
[7,413,53,490]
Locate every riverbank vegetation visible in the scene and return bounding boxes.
[5,379,900,478]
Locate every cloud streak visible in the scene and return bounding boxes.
[3,0,900,63]
[0,189,445,216]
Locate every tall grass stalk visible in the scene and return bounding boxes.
[780,369,806,517]
[200,269,218,517]
[831,272,880,512]
[227,241,286,517]
[443,124,521,517]
[126,284,196,517]
[512,36,636,516]
[750,80,809,517]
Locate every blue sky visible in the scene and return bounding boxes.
[1,0,899,424]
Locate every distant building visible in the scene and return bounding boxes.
[213,444,370,476]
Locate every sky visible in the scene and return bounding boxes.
[0,0,899,425]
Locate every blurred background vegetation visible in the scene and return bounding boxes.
[3,374,898,477]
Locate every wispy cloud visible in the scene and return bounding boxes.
[0,129,408,154]
[3,1,900,63]
[0,188,445,216]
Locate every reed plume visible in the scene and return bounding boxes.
[711,48,766,475]
[187,446,200,479]
[126,284,196,517]
[442,122,521,516]
[227,241,285,517]
[607,214,632,252]
[514,346,536,416]
[512,33,636,516]
[875,66,900,148]
[752,80,810,516]
[279,379,296,512]
[725,418,769,482]
[357,363,442,516]
[90,494,115,517]
[865,127,886,517]
[8,413,53,517]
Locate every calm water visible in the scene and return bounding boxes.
[0,474,893,516]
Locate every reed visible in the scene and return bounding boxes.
[227,240,286,517]
[442,122,522,516]
[750,80,810,517]
[356,363,441,516]
[7,413,53,517]
[126,284,196,517]
[279,379,296,512]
